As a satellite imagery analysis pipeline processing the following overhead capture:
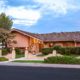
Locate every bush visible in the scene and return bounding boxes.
[40,48,53,55]
[44,56,80,64]
[41,46,80,55]
[2,48,11,55]
[58,47,80,55]
[52,46,62,53]
[15,48,24,54]
[15,48,25,58]
[0,57,8,61]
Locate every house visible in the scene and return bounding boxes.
[11,29,80,53]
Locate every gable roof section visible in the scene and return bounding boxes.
[11,29,80,42]
[11,28,43,41]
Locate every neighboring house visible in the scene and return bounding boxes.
[11,29,80,53]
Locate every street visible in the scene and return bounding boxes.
[0,65,80,80]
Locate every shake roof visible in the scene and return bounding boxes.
[11,29,80,42]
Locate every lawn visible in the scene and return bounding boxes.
[13,60,44,63]
[0,57,8,61]
[16,53,24,58]
[14,55,80,64]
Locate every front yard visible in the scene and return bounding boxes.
[13,60,44,63]
[13,55,80,64]
[0,57,8,61]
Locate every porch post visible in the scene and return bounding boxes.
[0,49,2,57]
[52,50,57,56]
[74,42,77,47]
[12,47,16,59]
[0,43,2,57]
[25,47,28,59]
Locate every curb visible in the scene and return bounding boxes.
[0,62,80,69]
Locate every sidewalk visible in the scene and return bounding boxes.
[0,62,80,69]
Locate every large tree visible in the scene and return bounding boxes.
[0,13,13,30]
[0,13,15,49]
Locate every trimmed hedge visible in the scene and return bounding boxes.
[0,57,8,61]
[41,46,80,55]
[44,56,80,64]
[40,47,53,55]
[40,46,62,55]
[56,47,80,55]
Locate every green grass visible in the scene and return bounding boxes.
[0,57,8,61]
[13,60,44,63]
[16,53,24,58]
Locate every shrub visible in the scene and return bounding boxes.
[52,46,62,53]
[15,48,25,58]
[41,46,80,55]
[15,48,24,54]
[0,57,8,61]
[58,47,80,55]
[40,48,53,55]
[2,48,11,55]
[44,56,80,64]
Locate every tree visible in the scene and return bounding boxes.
[0,13,13,30]
[0,13,16,50]
[0,29,16,48]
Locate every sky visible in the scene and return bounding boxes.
[0,0,80,33]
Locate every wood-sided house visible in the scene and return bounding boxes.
[11,29,80,53]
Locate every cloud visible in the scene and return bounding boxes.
[0,0,80,27]
[33,0,80,15]
[0,0,41,26]
[5,6,41,26]
[0,0,7,13]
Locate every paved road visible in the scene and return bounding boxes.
[0,65,80,80]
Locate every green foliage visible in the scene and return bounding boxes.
[52,46,62,53]
[41,46,80,55]
[0,13,13,30]
[0,13,15,48]
[13,60,43,63]
[2,48,11,55]
[40,46,63,55]
[0,57,8,61]
[15,48,24,54]
[56,47,80,55]
[44,56,80,64]
[15,48,24,58]
[40,47,53,55]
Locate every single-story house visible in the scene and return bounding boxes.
[11,29,80,53]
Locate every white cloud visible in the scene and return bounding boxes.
[5,6,41,26]
[33,0,80,15]
[0,0,41,26]
[0,0,80,27]
[0,0,7,13]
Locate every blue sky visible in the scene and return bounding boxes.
[0,0,80,33]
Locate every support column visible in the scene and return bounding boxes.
[52,50,57,56]
[0,48,2,57]
[25,47,28,59]
[12,47,16,59]
[74,42,77,47]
